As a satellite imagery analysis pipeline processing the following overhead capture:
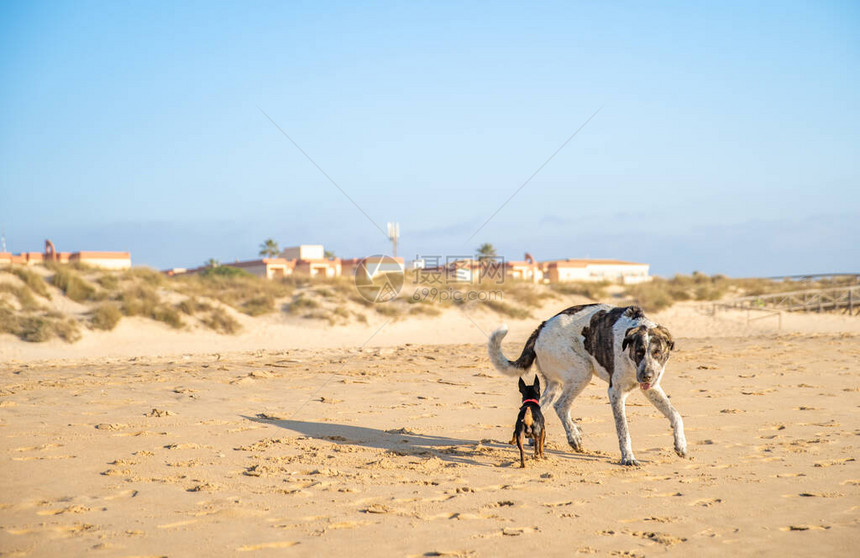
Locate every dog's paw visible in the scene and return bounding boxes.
[675,446,688,458]
[567,440,584,453]
[620,457,641,467]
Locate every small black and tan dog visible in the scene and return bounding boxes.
[509,376,546,467]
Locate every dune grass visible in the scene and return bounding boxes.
[90,303,122,331]
[549,280,610,300]
[0,283,42,311]
[176,267,293,316]
[200,307,242,334]
[50,267,102,302]
[0,303,81,343]
[7,267,52,299]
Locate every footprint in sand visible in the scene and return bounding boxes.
[691,498,723,507]
[236,541,298,551]
[627,530,687,546]
[102,489,138,501]
[157,519,198,529]
[413,551,475,557]
[36,505,92,516]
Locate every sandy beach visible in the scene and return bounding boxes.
[1,302,858,557]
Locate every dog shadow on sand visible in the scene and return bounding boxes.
[242,414,607,467]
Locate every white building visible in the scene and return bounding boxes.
[543,259,651,284]
[281,245,325,260]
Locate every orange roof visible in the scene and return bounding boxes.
[506,260,538,267]
[546,259,646,268]
[74,251,131,259]
[231,258,295,267]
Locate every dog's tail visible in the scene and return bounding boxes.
[488,324,541,377]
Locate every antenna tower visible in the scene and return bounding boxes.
[387,222,399,258]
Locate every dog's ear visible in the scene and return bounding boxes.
[622,326,640,351]
[532,375,540,393]
[518,377,527,393]
[654,325,675,351]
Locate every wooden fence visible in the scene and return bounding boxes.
[714,285,860,316]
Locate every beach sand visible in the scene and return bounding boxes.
[1,305,858,556]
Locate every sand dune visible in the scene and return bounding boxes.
[2,297,858,363]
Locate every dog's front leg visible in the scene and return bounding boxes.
[609,386,638,466]
[644,386,687,457]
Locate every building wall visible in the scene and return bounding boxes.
[282,245,325,260]
[546,263,650,284]
[231,261,269,278]
[69,254,131,270]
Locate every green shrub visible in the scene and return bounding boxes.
[199,266,252,278]
[91,303,122,331]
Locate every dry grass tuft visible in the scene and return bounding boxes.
[288,294,320,313]
[481,299,531,319]
[0,283,42,311]
[176,268,293,316]
[7,266,52,299]
[549,281,610,300]
[0,306,82,343]
[201,307,242,334]
[90,303,122,331]
[51,267,101,302]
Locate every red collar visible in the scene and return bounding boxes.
[521,399,540,407]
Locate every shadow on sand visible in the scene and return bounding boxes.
[242,414,607,467]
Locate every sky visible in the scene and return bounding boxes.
[1,0,858,277]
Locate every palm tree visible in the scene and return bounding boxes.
[259,238,280,258]
[476,243,497,260]
[324,250,336,260]
[204,258,220,268]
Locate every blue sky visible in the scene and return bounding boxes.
[1,1,857,276]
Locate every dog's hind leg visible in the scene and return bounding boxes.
[643,385,687,457]
[516,432,526,468]
[553,375,590,452]
[541,378,562,409]
[538,427,546,459]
